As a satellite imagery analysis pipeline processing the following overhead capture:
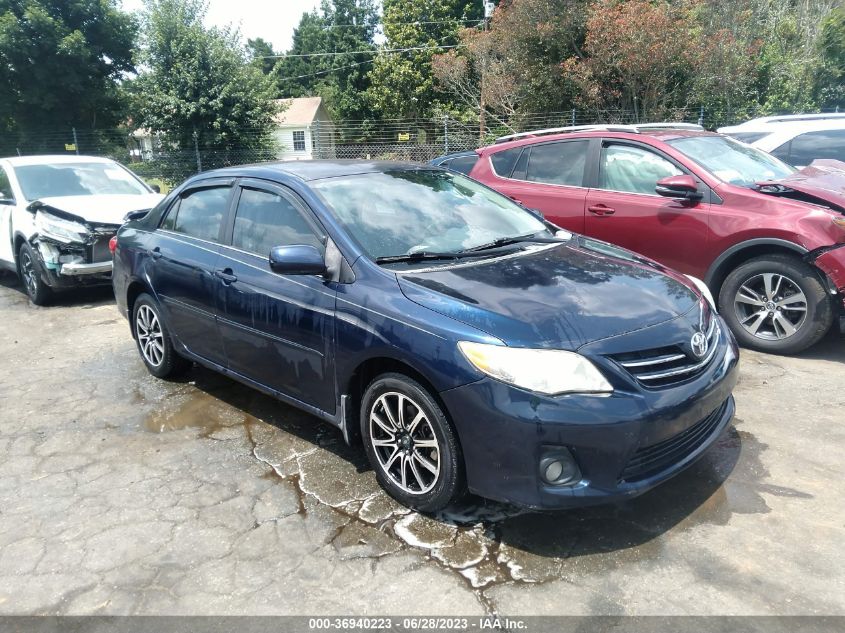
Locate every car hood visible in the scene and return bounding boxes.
[28,193,165,226]
[396,239,700,350]
[759,159,845,212]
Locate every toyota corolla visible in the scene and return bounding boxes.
[113,161,738,512]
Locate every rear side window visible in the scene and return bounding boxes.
[600,144,682,194]
[162,186,229,242]
[783,130,845,166]
[526,141,589,186]
[232,187,324,257]
[445,155,479,175]
[490,148,522,177]
[0,167,13,200]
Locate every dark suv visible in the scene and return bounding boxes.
[434,125,845,354]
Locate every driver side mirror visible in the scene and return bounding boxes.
[0,197,15,206]
[269,244,327,276]
[655,175,703,201]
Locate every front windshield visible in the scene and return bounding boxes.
[668,135,795,187]
[14,162,150,201]
[311,170,549,261]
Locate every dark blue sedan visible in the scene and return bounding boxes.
[113,161,738,512]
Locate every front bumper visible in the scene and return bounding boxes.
[440,318,739,510]
[59,260,113,276]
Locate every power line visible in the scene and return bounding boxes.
[311,19,484,29]
[262,43,466,59]
[277,59,375,82]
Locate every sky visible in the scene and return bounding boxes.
[120,0,324,52]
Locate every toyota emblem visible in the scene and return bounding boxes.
[691,331,708,358]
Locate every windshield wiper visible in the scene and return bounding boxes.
[461,233,567,253]
[375,251,488,264]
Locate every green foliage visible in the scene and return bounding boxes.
[130,0,279,181]
[816,7,845,109]
[274,1,378,122]
[366,0,479,119]
[0,0,137,151]
[247,36,277,75]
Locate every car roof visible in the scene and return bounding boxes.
[198,159,434,183]
[0,154,119,167]
[480,129,717,154]
[719,115,845,134]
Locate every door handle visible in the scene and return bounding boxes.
[214,268,238,284]
[588,205,616,216]
[149,247,162,260]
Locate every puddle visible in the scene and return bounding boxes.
[144,390,250,436]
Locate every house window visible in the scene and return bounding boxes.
[293,130,306,152]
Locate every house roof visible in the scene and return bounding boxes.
[273,97,324,127]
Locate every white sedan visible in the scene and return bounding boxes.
[0,155,163,305]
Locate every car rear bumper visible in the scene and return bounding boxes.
[439,326,739,510]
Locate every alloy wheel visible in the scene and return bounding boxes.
[19,249,37,297]
[136,304,165,367]
[733,272,808,341]
[369,392,441,495]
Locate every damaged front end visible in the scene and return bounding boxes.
[27,202,118,285]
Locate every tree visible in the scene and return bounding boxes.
[815,7,845,109]
[274,0,378,122]
[130,0,279,181]
[366,0,480,120]
[247,36,277,75]
[0,0,136,148]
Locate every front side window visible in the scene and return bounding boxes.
[783,129,845,166]
[164,186,229,242]
[232,188,323,256]
[12,161,150,201]
[668,135,794,187]
[600,144,683,195]
[293,130,306,152]
[526,141,589,186]
[312,170,548,261]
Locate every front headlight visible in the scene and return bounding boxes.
[458,341,613,395]
[685,275,717,312]
[35,211,90,244]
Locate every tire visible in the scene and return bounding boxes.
[17,242,52,306]
[132,293,190,378]
[360,373,465,513]
[718,254,833,355]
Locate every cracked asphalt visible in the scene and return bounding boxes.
[0,273,844,616]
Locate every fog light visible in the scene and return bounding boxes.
[539,448,581,486]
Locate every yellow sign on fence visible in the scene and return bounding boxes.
[397,133,410,142]
[65,143,77,152]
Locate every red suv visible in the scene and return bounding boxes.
[432,125,845,354]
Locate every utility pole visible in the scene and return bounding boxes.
[479,0,495,143]
[72,127,79,155]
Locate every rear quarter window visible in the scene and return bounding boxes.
[490,148,523,178]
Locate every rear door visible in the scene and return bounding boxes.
[484,140,592,233]
[772,129,845,168]
[216,179,336,413]
[584,140,711,275]
[152,180,231,366]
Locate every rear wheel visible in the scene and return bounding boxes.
[132,293,190,378]
[361,373,465,513]
[17,242,52,306]
[718,255,833,354]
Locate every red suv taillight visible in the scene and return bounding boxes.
[108,236,118,255]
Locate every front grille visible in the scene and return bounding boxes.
[608,312,719,388]
[90,234,114,263]
[618,400,728,483]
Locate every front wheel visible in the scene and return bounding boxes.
[361,373,465,513]
[718,255,833,355]
[18,242,52,306]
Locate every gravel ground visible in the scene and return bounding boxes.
[0,272,843,616]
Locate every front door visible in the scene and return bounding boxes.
[0,166,16,265]
[152,182,231,366]
[216,181,336,413]
[584,141,711,277]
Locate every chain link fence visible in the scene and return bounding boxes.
[4,106,841,189]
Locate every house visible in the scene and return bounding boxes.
[273,97,335,160]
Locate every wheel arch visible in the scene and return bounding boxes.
[343,356,455,448]
[705,239,810,298]
[126,279,155,339]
